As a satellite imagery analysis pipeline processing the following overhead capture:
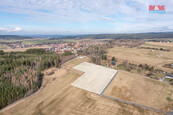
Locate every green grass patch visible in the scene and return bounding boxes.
[166,97,173,102]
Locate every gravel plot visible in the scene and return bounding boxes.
[71,62,117,94]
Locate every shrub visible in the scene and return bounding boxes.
[25,49,46,54]
[0,50,4,55]
[62,51,73,56]
[111,57,115,61]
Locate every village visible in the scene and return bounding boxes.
[0,40,108,54]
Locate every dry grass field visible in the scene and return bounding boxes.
[141,42,173,51]
[0,58,163,115]
[107,44,173,72]
[104,70,173,112]
[145,42,173,47]
[2,46,48,52]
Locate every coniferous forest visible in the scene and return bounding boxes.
[0,49,61,109]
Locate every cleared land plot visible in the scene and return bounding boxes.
[107,46,173,72]
[72,62,117,94]
[104,70,173,112]
[0,58,163,115]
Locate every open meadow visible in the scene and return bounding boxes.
[107,42,173,72]
[104,70,173,112]
[141,42,173,51]
[0,58,163,115]
[2,46,49,52]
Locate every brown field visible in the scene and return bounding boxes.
[104,70,173,112]
[141,42,173,51]
[2,46,48,52]
[146,42,173,47]
[107,45,173,72]
[0,44,10,49]
[0,58,163,115]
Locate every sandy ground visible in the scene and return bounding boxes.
[104,70,173,112]
[107,46,173,72]
[0,58,163,115]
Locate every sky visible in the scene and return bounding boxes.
[0,0,173,35]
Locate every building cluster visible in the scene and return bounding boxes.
[44,41,107,54]
[1,42,34,49]
[0,40,108,54]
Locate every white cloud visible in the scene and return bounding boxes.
[0,0,172,33]
[0,0,150,22]
[13,27,22,32]
[0,27,22,32]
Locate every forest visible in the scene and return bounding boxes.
[0,49,61,109]
[50,32,173,40]
[0,35,32,40]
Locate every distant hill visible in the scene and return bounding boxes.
[0,35,32,40]
[25,35,64,38]
[1,32,173,40]
[50,32,173,40]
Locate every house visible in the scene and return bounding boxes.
[49,47,57,52]
[159,78,164,81]
[171,64,173,67]
[44,48,49,51]
[165,75,173,79]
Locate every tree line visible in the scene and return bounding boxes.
[0,49,61,109]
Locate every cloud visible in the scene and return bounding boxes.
[0,0,148,22]
[13,27,22,32]
[0,27,22,32]
[0,0,172,33]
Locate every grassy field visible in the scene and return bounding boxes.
[2,46,48,52]
[0,44,10,49]
[141,42,173,51]
[0,38,62,45]
[146,38,173,42]
[104,70,173,112]
[0,58,162,115]
[0,38,111,45]
[107,43,173,72]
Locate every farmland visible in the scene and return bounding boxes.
[0,39,173,115]
[107,42,173,72]
[2,46,49,52]
[104,41,173,112]
[0,58,163,115]
[141,42,173,51]
[104,70,173,112]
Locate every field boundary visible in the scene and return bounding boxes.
[100,71,172,115]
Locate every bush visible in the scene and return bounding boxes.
[0,50,4,55]
[62,51,73,56]
[102,55,107,60]
[25,49,46,54]
[160,48,163,50]
[111,57,115,61]
[166,97,172,102]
